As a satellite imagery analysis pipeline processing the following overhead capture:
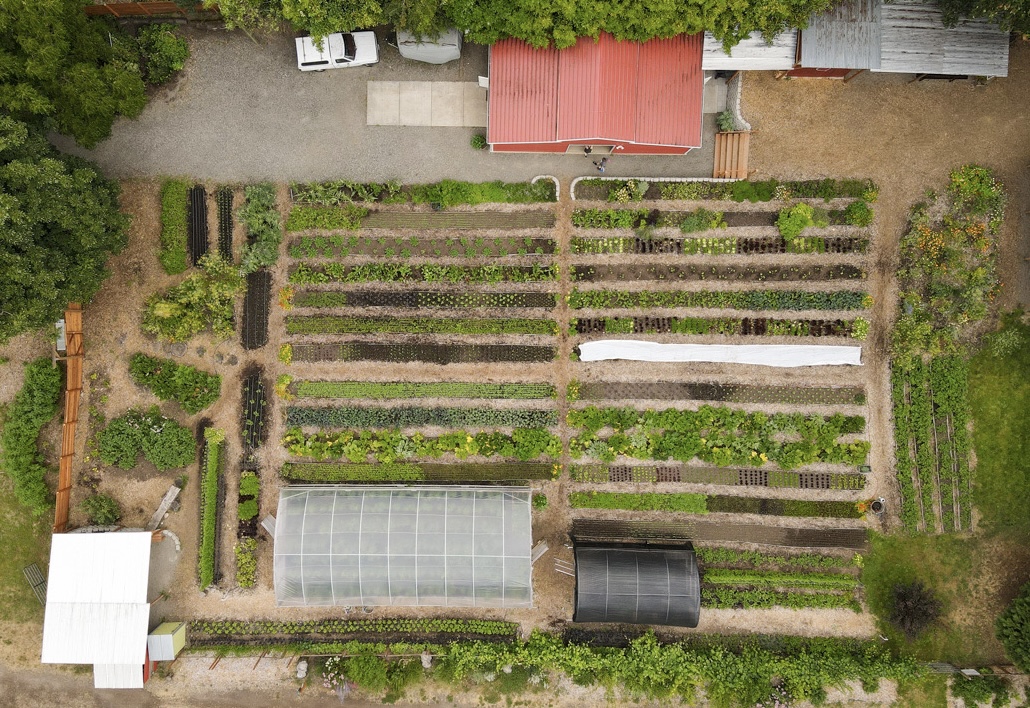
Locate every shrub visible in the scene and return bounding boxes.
[716,110,737,132]
[532,493,548,509]
[0,358,62,514]
[950,672,1011,708]
[470,134,487,150]
[344,654,390,692]
[235,538,257,588]
[142,253,245,342]
[98,408,195,470]
[843,200,874,226]
[889,580,942,639]
[81,493,121,525]
[731,179,777,202]
[238,498,259,521]
[159,180,189,274]
[239,183,283,273]
[997,582,1030,671]
[777,203,816,241]
[137,24,190,84]
[129,353,221,414]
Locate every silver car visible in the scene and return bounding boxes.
[295,32,379,72]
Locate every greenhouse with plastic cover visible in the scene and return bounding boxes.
[273,486,533,608]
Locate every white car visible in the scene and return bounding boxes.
[296,31,379,71]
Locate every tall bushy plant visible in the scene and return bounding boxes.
[81,493,122,525]
[0,358,63,514]
[98,407,195,470]
[239,183,283,273]
[129,353,221,414]
[143,253,245,341]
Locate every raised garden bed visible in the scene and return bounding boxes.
[198,424,224,589]
[292,381,557,400]
[288,234,556,259]
[281,462,558,482]
[571,235,868,255]
[290,342,557,364]
[290,262,559,285]
[293,290,557,309]
[568,289,869,312]
[286,315,557,336]
[241,367,268,471]
[573,177,877,202]
[285,406,558,429]
[242,270,271,350]
[188,617,520,646]
[283,427,561,463]
[570,263,866,283]
[570,464,866,490]
[188,184,209,265]
[216,187,233,260]
[290,179,556,206]
[573,381,865,405]
[571,316,857,338]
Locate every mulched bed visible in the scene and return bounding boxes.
[241,366,267,471]
[242,269,272,350]
[216,187,233,260]
[188,184,209,265]
[570,519,869,550]
[576,381,866,405]
[571,263,866,283]
[290,342,557,364]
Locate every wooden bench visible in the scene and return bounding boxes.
[23,564,47,605]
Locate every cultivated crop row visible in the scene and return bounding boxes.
[289,234,555,259]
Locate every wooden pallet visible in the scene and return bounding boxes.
[23,564,47,605]
[713,131,750,180]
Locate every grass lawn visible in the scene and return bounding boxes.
[0,407,52,624]
[968,315,1030,536]
[864,316,1030,667]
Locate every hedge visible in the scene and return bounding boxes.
[159,179,189,274]
[0,358,62,513]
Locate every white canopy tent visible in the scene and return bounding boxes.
[40,532,152,689]
[578,341,862,367]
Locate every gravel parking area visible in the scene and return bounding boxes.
[51,25,714,184]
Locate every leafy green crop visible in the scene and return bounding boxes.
[98,407,195,470]
[568,289,869,311]
[294,381,556,400]
[285,316,557,336]
[159,179,189,274]
[286,406,557,429]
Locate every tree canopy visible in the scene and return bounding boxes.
[0,116,128,341]
[0,0,149,148]
[939,0,1030,37]
[213,0,833,48]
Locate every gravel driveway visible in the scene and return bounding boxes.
[52,25,715,184]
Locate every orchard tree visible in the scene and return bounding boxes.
[0,0,147,147]
[0,116,128,340]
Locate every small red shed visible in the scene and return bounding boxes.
[487,33,704,155]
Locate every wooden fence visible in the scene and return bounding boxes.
[53,304,83,534]
[84,2,212,17]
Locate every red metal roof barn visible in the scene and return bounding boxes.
[488,33,704,155]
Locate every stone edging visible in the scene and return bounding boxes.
[727,73,751,132]
[570,176,739,201]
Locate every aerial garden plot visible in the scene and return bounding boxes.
[12,168,1027,705]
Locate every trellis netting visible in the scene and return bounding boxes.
[274,486,533,608]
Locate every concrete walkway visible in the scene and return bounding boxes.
[50,25,715,185]
[367,81,487,126]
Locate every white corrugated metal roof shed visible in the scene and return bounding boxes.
[94,664,144,689]
[702,30,798,70]
[800,0,1009,76]
[41,532,152,689]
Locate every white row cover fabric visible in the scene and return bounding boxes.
[274,486,533,608]
[41,532,152,667]
[578,340,862,367]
